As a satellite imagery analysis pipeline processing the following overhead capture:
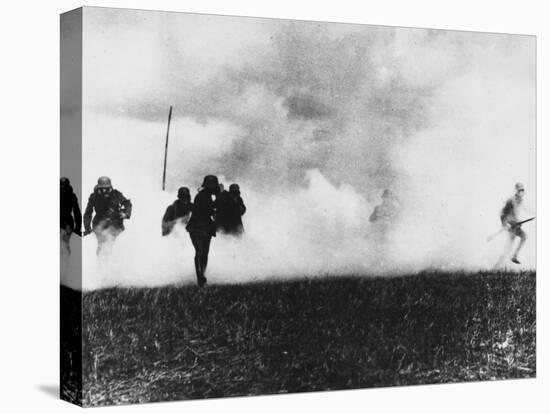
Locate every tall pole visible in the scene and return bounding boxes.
[162,105,173,191]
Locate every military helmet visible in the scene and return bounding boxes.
[201,175,219,190]
[60,177,72,193]
[177,186,190,199]
[97,176,112,189]
[515,182,525,192]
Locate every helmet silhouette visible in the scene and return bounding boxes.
[97,176,112,189]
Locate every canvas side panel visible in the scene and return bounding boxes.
[60,7,83,406]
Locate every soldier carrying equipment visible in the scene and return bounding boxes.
[216,183,246,236]
[369,189,399,225]
[498,182,530,264]
[83,176,132,256]
[162,187,193,236]
[487,216,535,242]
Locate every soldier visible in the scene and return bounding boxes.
[500,183,528,264]
[60,177,82,255]
[186,175,220,287]
[369,189,399,226]
[215,183,230,232]
[83,176,132,256]
[162,187,193,236]
[369,189,399,265]
[217,183,247,236]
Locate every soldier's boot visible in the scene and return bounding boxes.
[198,259,207,287]
[198,276,207,288]
[194,258,207,287]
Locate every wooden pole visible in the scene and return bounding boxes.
[162,106,173,191]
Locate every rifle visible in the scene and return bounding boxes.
[486,217,536,242]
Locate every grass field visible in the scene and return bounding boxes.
[70,271,535,406]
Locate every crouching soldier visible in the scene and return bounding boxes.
[60,177,82,255]
[162,186,193,236]
[83,176,132,256]
[186,175,220,287]
[217,183,246,236]
[370,189,399,228]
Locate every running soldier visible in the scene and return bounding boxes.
[500,183,528,264]
[60,177,82,255]
[217,183,247,236]
[186,175,220,287]
[83,176,132,256]
[369,189,399,227]
[162,187,193,236]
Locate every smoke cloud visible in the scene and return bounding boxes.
[61,9,535,290]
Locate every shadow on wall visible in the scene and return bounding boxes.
[36,384,59,399]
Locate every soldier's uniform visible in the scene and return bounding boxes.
[83,177,132,256]
[370,190,399,227]
[186,175,220,287]
[500,183,527,264]
[369,189,399,266]
[216,184,246,236]
[162,187,193,236]
[60,177,82,255]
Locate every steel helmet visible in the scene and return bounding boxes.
[177,186,190,199]
[382,189,393,199]
[97,176,112,189]
[201,175,219,190]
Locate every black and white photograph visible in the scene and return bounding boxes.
[58,5,537,409]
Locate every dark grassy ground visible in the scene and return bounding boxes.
[79,271,535,406]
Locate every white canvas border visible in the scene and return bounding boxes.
[0,0,547,412]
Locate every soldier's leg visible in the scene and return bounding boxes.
[195,234,212,286]
[94,227,108,256]
[60,227,72,256]
[494,231,515,269]
[202,236,212,269]
[104,230,113,256]
[106,227,122,254]
[189,232,206,285]
[512,228,527,262]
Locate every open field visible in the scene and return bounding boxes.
[64,271,535,406]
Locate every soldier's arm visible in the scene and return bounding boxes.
[83,194,95,232]
[119,192,132,218]
[72,194,82,234]
[183,203,193,223]
[162,204,173,224]
[161,205,174,236]
[240,199,246,216]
